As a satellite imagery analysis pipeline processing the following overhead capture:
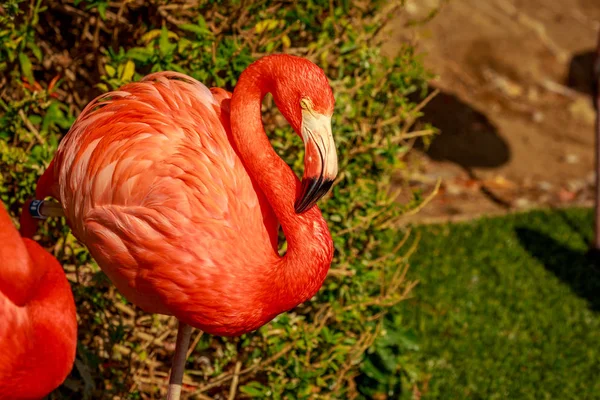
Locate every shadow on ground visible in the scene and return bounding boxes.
[516,225,600,312]
[414,90,511,169]
[566,49,598,98]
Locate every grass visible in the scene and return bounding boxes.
[398,207,600,399]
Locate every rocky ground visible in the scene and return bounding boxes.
[384,0,600,224]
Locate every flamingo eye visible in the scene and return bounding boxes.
[300,98,312,110]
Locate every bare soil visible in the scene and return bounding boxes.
[384,0,600,224]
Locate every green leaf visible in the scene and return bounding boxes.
[18,53,34,83]
[141,29,162,43]
[158,26,176,58]
[105,64,116,78]
[170,64,186,74]
[254,20,268,34]
[31,3,40,26]
[125,47,153,63]
[29,144,45,163]
[239,382,267,397]
[41,101,71,132]
[98,2,107,20]
[179,24,210,36]
[121,60,135,82]
[28,114,41,125]
[177,38,192,53]
[27,42,43,62]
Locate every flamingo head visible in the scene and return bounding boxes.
[271,56,338,214]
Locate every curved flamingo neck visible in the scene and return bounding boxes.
[0,206,77,398]
[0,206,37,306]
[8,241,78,399]
[230,56,333,312]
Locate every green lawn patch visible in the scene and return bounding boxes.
[399,207,600,399]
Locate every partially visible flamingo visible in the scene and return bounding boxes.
[23,54,338,398]
[0,200,77,399]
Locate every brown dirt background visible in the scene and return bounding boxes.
[383,0,600,224]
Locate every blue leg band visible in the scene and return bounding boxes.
[29,199,47,220]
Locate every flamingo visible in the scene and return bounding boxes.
[23,54,338,398]
[0,200,77,399]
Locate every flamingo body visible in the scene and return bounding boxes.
[37,55,336,336]
[0,203,77,400]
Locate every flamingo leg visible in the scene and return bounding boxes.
[167,321,193,400]
[28,199,65,219]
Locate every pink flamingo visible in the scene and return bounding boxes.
[0,200,77,399]
[23,54,338,398]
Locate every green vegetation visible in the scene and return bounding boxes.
[396,208,600,399]
[0,0,435,398]
[4,3,598,399]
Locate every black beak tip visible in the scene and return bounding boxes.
[294,177,334,214]
[294,202,308,214]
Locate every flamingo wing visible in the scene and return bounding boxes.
[50,72,280,329]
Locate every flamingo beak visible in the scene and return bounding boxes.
[295,112,338,214]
